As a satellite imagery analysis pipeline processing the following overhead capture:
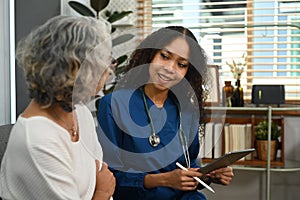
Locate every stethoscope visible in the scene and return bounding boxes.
[140,87,191,168]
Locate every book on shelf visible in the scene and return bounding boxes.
[204,122,214,158]
[224,123,230,154]
[203,122,223,159]
[245,124,252,160]
[203,122,252,161]
[213,123,223,158]
[223,123,252,161]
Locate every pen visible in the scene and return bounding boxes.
[175,162,215,193]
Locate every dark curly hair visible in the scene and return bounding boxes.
[117,26,208,124]
[16,15,112,112]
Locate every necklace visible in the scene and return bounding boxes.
[52,109,78,137]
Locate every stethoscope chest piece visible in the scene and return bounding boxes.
[149,134,160,147]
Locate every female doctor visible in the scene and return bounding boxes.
[97,26,234,200]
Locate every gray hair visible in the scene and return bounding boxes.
[16,15,112,111]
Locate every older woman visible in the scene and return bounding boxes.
[0,15,115,200]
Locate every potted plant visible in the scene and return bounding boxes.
[254,120,281,161]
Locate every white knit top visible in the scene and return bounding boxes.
[0,104,103,200]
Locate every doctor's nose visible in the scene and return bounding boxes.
[163,60,177,74]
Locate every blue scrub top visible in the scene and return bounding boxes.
[97,88,207,200]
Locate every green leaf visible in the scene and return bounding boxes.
[115,65,127,75]
[103,85,116,95]
[107,11,133,23]
[112,34,134,46]
[116,55,128,66]
[68,1,95,17]
[105,10,111,17]
[90,0,110,13]
[254,120,281,140]
[111,27,116,33]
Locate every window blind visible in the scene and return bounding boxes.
[137,0,300,103]
[136,0,153,42]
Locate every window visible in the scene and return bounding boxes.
[137,0,300,103]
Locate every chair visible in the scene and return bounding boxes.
[0,124,14,165]
[0,124,13,200]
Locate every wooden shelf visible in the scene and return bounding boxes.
[202,158,285,167]
[205,105,300,116]
[203,106,300,200]
[203,107,285,167]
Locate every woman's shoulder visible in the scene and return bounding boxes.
[101,88,140,103]
[17,115,59,129]
[15,116,70,143]
[105,88,137,96]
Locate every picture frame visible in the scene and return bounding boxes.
[205,65,221,106]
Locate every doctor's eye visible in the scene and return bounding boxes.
[160,52,169,60]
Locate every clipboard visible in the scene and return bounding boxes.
[199,148,255,174]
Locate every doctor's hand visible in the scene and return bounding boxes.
[207,166,234,185]
[165,168,203,191]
